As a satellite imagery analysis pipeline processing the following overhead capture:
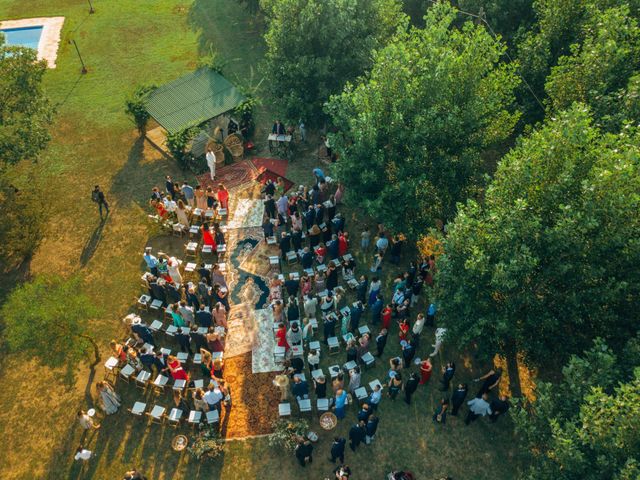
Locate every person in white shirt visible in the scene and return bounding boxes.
[307,349,320,371]
[204,384,224,413]
[303,295,318,318]
[412,313,426,336]
[465,393,492,425]
[160,253,183,285]
[74,446,93,461]
[163,195,177,212]
[206,147,216,180]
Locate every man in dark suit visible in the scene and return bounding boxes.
[294,438,313,467]
[450,383,468,416]
[264,195,276,219]
[365,415,379,444]
[175,328,193,355]
[279,232,291,260]
[272,120,285,135]
[140,348,155,370]
[304,206,315,230]
[376,329,388,357]
[131,320,155,346]
[404,372,420,405]
[348,420,366,452]
[356,403,371,423]
[197,263,211,284]
[189,325,206,352]
[301,247,314,269]
[329,436,346,463]
[285,274,299,298]
[195,304,213,328]
[349,302,362,334]
[149,279,166,304]
[327,235,340,260]
[356,275,368,304]
[291,228,303,252]
[489,395,510,422]
[153,351,169,374]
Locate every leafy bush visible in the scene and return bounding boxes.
[234,96,259,138]
[125,84,156,133]
[166,126,201,170]
[268,418,309,452]
[188,430,225,460]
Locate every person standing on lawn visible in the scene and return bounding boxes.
[450,383,468,416]
[348,420,366,452]
[91,185,109,217]
[489,395,510,423]
[376,329,388,357]
[465,393,492,425]
[365,414,379,444]
[294,438,313,467]
[404,372,420,405]
[329,436,346,463]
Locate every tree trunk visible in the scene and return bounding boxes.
[504,337,523,398]
[79,333,101,368]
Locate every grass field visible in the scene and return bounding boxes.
[0,1,521,479]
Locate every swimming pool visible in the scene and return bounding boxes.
[1,26,44,50]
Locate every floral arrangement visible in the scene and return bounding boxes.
[188,430,225,460]
[268,418,310,452]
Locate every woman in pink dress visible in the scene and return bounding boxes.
[217,184,229,209]
[213,302,227,329]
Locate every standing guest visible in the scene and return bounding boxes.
[287,322,303,349]
[368,277,382,305]
[206,147,216,180]
[181,181,195,207]
[426,303,437,326]
[201,223,217,249]
[272,119,286,135]
[204,383,224,414]
[211,264,227,289]
[142,247,159,276]
[262,216,275,240]
[175,328,193,355]
[326,263,339,292]
[279,231,291,260]
[410,277,423,307]
[465,393,492,425]
[74,445,93,462]
[398,319,410,342]
[450,383,468,416]
[300,274,312,298]
[165,175,178,198]
[196,304,213,328]
[375,329,388,357]
[334,389,348,420]
[302,317,314,345]
[273,375,290,401]
[195,185,207,210]
[348,367,361,395]
[96,381,121,415]
[349,302,363,334]
[294,438,313,467]
[419,358,433,385]
[301,247,314,269]
[474,368,502,397]
[389,235,403,264]
[313,374,327,399]
[356,403,371,423]
[303,294,318,318]
[370,295,384,325]
[298,119,306,142]
[323,313,337,344]
[433,398,449,425]
[401,338,416,368]
[175,200,190,227]
[356,275,368,305]
[332,373,345,394]
[337,231,349,256]
[440,361,456,391]
[404,372,420,405]
[77,410,100,430]
[368,384,382,411]
[91,185,110,217]
[429,327,447,358]
[217,184,229,209]
[375,232,389,255]
[413,313,426,337]
[178,301,195,325]
[370,252,383,272]
[388,373,403,400]
[489,395,510,423]
[123,468,147,480]
[381,304,393,331]
[172,389,190,414]
[307,349,320,373]
[275,323,289,352]
[345,339,358,363]
[365,414,379,444]
[330,437,346,464]
[348,420,366,452]
[285,273,300,298]
[361,226,371,251]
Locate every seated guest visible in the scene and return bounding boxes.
[196,304,213,328]
[292,376,309,400]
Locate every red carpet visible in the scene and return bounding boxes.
[256,169,295,193]
[250,157,289,178]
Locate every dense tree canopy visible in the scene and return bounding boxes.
[545,5,640,131]
[326,3,520,238]
[455,0,536,46]
[0,37,54,166]
[1,276,100,367]
[260,0,406,123]
[435,106,640,365]
[512,339,640,480]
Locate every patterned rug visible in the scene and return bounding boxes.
[226,199,265,229]
[251,308,280,374]
[256,169,295,193]
[224,303,259,358]
[196,159,259,191]
[250,157,289,178]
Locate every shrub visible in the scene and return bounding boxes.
[125,84,156,133]
[268,418,309,452]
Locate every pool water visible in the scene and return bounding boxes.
[0,26,44,50]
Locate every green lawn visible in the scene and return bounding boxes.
[0,1,520,479]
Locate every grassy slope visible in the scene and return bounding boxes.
[0,1,519,479]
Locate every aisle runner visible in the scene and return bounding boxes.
[227,199,265,229]
[224,303,258,358]
[252,309,279,374]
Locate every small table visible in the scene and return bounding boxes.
[268,134,292,157]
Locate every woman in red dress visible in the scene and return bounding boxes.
[167,355,188,381]
[419,358,433,385]
[275,323,289,351]
[217,184,229,209]
[201,223,217,249]
[398,319,410,342]
[381,305,393,330]
[338,232,348,256]
[152,199,168,219]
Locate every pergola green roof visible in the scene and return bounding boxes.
[144,68,245,134]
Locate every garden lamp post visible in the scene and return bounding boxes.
[72,40,88,74]
[88,0,95,13]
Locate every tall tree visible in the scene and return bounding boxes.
[260,0,406,123]
[455,0,536,46]
[0,37,54,166]
[436,106,640,365]
[545,5,640,131]
[1,276,101,368]
[326,2,520,238]
[512,339,640,480]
